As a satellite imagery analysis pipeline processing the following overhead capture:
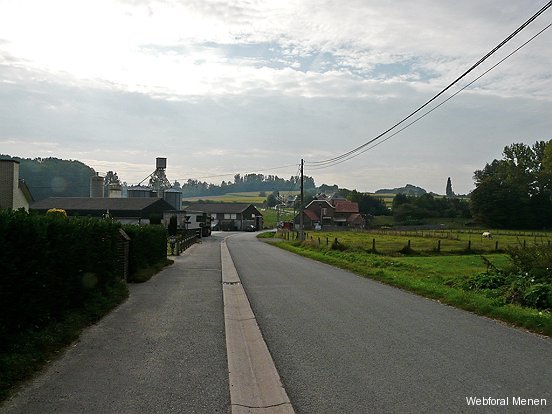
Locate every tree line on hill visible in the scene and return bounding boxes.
[1,155,95,201]
[176,173,316,197]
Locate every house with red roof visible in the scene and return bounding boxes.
[294,197,364,230]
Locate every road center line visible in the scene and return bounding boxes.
[221,238,295,414]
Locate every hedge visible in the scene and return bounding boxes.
[122,224,167,280]
[0,210,124,347]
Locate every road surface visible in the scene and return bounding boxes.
[227,232,551,414]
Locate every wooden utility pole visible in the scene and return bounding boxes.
[300,158,304,241]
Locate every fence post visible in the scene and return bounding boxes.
[318,237,320,246]
[523,240,527,248]
[372,238,376,251]
[326,237,329,246]
[437,240,441,253]
[467,240,471,251]
[408,240,411,249]
[495,241,499,251]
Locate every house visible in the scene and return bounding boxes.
[294,198,364,230]
[188,203,263,231]
[0,159,33,211]
[31,197,175,224]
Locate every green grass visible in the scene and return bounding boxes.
[296,229,552,255]
[182,191,269,204]
[261,207,296,228]
[130,258,174,283]
[265,237,551,336]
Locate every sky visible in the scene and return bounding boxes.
[0,0,551,195]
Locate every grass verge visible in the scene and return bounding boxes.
[270,241,551,337]
[0,281,128,402]
[128,258,174,283]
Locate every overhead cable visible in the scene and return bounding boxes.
[305,1,552,167]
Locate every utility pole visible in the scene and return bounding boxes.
[300,158,304,241]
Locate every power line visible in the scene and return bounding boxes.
[305,1,552,167]
[308,22,552,170]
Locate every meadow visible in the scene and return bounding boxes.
[280,228,551,255]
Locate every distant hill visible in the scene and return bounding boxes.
[375,184,427,197]
[1,155,96,201]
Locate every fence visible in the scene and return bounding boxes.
[168,231,198,256]
[275,229,552,255]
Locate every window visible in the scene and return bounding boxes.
[224,213,237,219]
[322,208,327,216]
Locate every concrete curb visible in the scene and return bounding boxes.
[222,238,295,414]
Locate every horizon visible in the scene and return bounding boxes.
[1,1,551,195]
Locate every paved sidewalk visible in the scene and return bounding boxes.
[1,236,229,414]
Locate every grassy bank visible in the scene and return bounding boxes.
[268,239,551,336]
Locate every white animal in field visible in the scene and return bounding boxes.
[482,231,492,238]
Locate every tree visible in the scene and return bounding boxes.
[104,171,120,197]
[470,140,552,229]
[446,177,454,198]
[347,190,390,216]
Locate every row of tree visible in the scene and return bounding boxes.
[176,173,315,197]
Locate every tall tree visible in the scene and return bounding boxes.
[470,140,552,229]
[446,177,454,198]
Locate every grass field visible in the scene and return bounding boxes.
[282,229,551,255]
[182,192,268,204]
[263,230,551,335]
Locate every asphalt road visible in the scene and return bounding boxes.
[227,232,552,414]
[1,236,229,414]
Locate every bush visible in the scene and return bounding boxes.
[122,224,167,280]
[0,210,123,348]
[461,245,552,310]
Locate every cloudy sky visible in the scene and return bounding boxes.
[0,0,551,194]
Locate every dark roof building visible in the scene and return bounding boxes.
[31,197,175,223]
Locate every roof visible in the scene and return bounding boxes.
[31,197,174,212]
[304,210,319,221]
[186,202,261,215]
[334,201,359,213]
[19,180,33,203]
[305,200,334,210]
[347,213,364,224]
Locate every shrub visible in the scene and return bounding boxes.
[0,210,123,347]
[122,224,167,280]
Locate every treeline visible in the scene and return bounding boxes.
[178,173,316,197]
[1,155,95,201]
[393,193,471,223]
[470,141,552,229]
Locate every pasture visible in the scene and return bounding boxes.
[279,229,551,255]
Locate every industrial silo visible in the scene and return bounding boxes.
[90,174,104,198]
[127,185,153,198]
[108,183,122,198]
[164,188,182,210]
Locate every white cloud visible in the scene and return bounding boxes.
[0,0,551,194]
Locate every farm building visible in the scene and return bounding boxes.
[31,197,175,225]
[294,199,364,230]
[0,159,33,211]
[188,203,263,231]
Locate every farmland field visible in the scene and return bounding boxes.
[182,191,268,204]
[281,229,551,255]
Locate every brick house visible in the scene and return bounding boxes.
[294,197,364,229]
